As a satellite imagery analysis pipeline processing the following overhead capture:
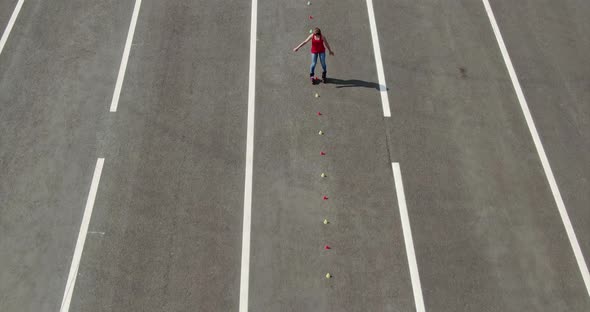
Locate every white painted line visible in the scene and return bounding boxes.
[60,158,105,312]
[365,0,391,117]
[392,163,426,312]
[109,0,142,112]
[239,0,257,310]
[482,0,590,297]
[0,0,25,57]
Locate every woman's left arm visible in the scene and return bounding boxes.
[324,36,334,55]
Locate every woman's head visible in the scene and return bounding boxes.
[313,28,322,36]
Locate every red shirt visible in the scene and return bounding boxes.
[311,35,325,53]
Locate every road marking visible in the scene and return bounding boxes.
[0,0,25,57]
[392,163,426,312]
[60,158,105,312]
[239,0,257,310]
[109,0,142,112]
[482,0,590,297]
[365,0,391,117]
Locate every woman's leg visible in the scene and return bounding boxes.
[319,52,327,73]
[319,52,327,81]
[310,53,318,77]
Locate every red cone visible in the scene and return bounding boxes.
[317,112,322,116]
[320,151,326,156]
[324,245,331,250]
[323,196,328,200]
[309,15,313,19]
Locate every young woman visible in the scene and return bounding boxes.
[293,28,335,84]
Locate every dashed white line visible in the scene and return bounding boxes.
[481,0,590,297]
[392,163,426,312]
[60,158,105,312]
[109,0,142,112]
[365,0,391,117]
[239,0,257,310]
[0,0,25,57]
[87,231,105,236]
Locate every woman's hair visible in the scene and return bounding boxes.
[313,28,322,36]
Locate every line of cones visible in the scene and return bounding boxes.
[307,11,334,281]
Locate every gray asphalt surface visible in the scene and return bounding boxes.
[68,0,250,311]
[376,0,590,311]
[0,0,588,311]
[248,0,412,310]
[492,0,590,281]
[377,0,590,311]
[0,0,133,310]
[0,0,17,31]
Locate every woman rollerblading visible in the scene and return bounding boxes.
[293,28,334,84]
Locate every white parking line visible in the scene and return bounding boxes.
[239,0,258,310]
[60,158,105,312]
[109,0,142,112]
[481,0,590,297]
[0,0,25,57]
[392,163,426,312]
[365,0,391,117]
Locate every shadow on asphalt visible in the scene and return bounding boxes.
[327,78,387,90]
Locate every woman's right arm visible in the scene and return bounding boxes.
[293,34,313,51]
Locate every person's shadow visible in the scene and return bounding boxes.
[326,78,387,90]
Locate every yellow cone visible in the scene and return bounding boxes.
[325,273,332,279]
[314,93,319,98]
[321,173,326,178]
[318,130,324,135]
[323,219,329,224]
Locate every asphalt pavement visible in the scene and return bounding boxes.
[0,1,17,32]
[491,0,590,276]
[69,0,250,311]
[375,0,590,311]
[248,0,412,310]
[0,0,588,311]
[0,0,132,310]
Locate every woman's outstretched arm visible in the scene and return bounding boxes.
[293,34,313,52]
